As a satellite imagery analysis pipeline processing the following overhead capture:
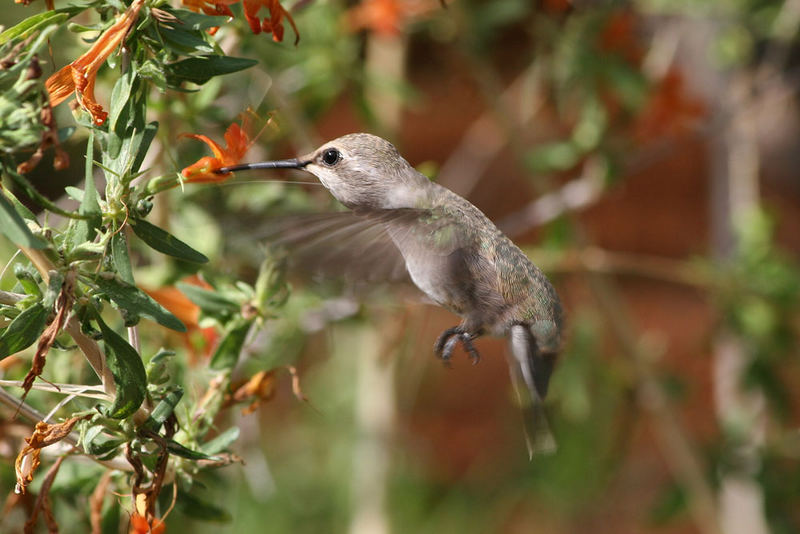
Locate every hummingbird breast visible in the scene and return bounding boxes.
[383,184,563,349]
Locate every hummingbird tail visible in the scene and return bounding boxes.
[507,324,558,457]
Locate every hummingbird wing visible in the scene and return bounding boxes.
[236,210,427,285]
[508,324,558,456]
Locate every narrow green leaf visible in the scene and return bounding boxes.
[130,121,158,175]
[165,438,216,460]
[130,218,209,263]
[64,187,84,202]
[94,314,147,419]
[209,318,252,370]
[166,55,258,86]
[82,425,124,457]
[111,231,135,285]
[173,9,231,30]
[0,303,48,359]
[175,282,239,319]
[5,189,37,221]
[201,427,240,455]
[94,275,186,332]
[155,23,215,55]
[0,193,48,249]
[64,132,102,253]
[108,71,135,135]
[140,388,183,432]
[0,9,78,45]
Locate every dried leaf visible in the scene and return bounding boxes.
[20,271,75,401]
[23,455,64,534]
[227,370,276,415]
[90,470,113,534]
[15,416,88,494]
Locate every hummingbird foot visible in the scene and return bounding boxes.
[434,327,481,366]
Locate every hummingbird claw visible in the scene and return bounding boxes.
[434,327,481,366]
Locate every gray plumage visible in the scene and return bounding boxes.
[219,133,564,456]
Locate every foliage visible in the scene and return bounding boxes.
[0,1,303,531]
[0,1,799,533]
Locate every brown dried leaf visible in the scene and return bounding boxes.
[21,272,75,401]
[90,470,113,534]
[23,455,64,534]
[15,415,88,494]
[227,370,276,415]
[285,365,309,403]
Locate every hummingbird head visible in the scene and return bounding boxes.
[218,133,431,210]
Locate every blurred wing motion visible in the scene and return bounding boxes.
[508,324,557,456]
[239,210,419,284]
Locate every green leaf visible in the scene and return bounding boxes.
[165,438,216,460]
[14,265,42,299]
[201,427,240,455]
[108,71,135,137]
[146,349,176,385]
[176,282,239,319]
[0,8,80,45]
[0,303,48,359]
[154,23,215,55]
[94,314,147,419]
[209,317,252,370]
[111,231,135,285]
[5,189,37,221]
[82,425,124,457]
[130,218,209,263]
[140,388,183,433]
[176,490,232,522]
[0,193,48,249]
[94,275,186,332]
[173,9,231,30]
[64,133,103,253]
[166,55,258,86]
[130,121,159,175]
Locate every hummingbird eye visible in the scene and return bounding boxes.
[321,148,341,166]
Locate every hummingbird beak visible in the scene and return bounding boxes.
[214,158,310,174]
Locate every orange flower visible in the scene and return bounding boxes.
[181,0,299,44]
[181,0,236,35]
[130,513,166,534]
[45,0,145,126]
[242,0,299,44]
[180,117,254,183]
[144,277,219,360]
[347,0,438,36]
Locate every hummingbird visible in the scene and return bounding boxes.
[217,133,564,455]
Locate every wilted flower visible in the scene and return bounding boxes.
[45,0,145,126]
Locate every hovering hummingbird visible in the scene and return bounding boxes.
[217,133,564,455]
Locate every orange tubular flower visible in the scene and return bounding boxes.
[242,0,299,44]
[180,118,254,183]
[180,0,235,34]
[181,0,299,44]
[45,0,145,126]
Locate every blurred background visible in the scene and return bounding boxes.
[3,0,800,533]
